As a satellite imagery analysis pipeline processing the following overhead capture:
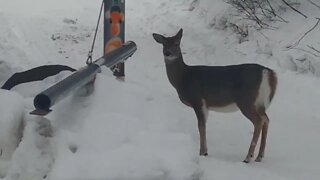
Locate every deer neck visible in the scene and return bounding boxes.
[164,55,187,89]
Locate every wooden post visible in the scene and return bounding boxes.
[104,0,125,79]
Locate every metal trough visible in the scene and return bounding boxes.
[31,41,137,116]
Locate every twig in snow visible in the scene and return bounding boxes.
[256,30,270,41]
[266,0,288,23]
[189,0,200,11]
[308,0,320,10]
[286,18,320,49]
[281,0,308,18]
[291,47,320,57]
[307,45,320,54]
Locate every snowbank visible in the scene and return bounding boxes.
[0,90,24,178]
[48,75,199,180]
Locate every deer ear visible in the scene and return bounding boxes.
[153,33,165,44]
[176,28,183,40]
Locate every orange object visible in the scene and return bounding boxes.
[109,10,124,36]
[105,37,122,54]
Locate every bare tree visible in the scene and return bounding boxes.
[226,0,287,29]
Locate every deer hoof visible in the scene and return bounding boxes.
[243,159,250,163]
[200,152,208,156]
[255,156,263,162]
[243,157,251,163]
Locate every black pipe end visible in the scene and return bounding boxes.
[34,94,51,110]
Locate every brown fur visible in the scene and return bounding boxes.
[153,29,277,163]
[269,71,278,102]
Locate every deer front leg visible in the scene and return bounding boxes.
[193,103,208,156]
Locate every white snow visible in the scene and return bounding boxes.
[0,90,24,178]
[0,0,320,179]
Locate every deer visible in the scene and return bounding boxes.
[152,29,277,163]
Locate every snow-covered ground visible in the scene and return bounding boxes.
[0,0,320,179]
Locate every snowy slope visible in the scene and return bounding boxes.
[0,0,320,180]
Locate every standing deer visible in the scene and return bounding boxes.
[152,29,277,163]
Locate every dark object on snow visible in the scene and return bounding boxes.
[1,65,76,90]
[31,41,137,116]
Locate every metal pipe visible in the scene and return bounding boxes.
[31,41,137,115]
[94,41,137,67]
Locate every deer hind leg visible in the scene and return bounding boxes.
[255,113,270,162]
[193,101,208,156]
[239,107,264,163]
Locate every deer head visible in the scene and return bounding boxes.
[152,28,183,63]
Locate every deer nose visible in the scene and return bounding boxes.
[164,51,172,57]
